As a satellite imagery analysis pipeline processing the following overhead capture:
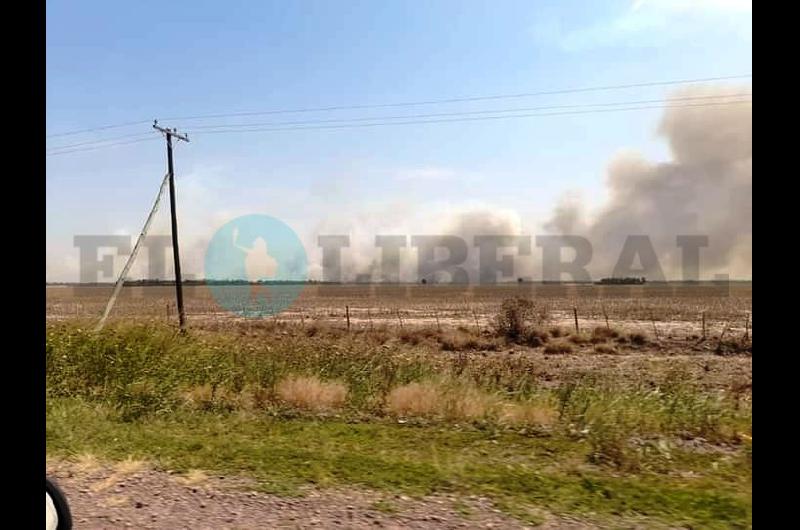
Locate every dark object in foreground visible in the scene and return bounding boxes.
[46,476,73,530]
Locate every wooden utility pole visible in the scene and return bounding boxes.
[153,120,189,332]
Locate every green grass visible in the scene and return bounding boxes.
[46,322,751,527]
[47,398,751,529]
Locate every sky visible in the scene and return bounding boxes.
[46,0,752,282]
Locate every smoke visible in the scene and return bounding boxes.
[319,85,752,282]
[304,203,529,283]
[544,85,752,280]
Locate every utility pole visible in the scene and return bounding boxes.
[153,120,189,332]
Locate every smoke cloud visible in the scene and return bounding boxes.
[544,85,752,280]
[304,204,530,283]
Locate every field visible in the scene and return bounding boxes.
[47,282,751,333]
[46,283,752,528]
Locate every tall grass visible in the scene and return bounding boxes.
[46,322,750,465]
[275,376,348,411]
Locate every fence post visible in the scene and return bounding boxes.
[716,322,730,354]
[744,312,750,341]
[346,305,351,331]
[702,311,706,340]
[573,307,579,334]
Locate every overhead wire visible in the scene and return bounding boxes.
[184,99,753,135]
[46,73,751,138]
[46,136,161,157]
[184,93,752,131]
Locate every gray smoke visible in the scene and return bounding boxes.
[306,205,529,283]
[544,85,752,280]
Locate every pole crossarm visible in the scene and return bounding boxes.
[153,120,190,142]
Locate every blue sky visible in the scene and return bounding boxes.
[46,0,752,282]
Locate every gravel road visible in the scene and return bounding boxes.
[47,459,599,529]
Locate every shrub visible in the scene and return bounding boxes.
[492,297,547,343]
[275,376,348,411]
[591,326,620,342]
[521,328,549,347]
[398,327,439,346]
[568,333,591,345]
[628,332,648,346]
[500,401,559,427]
[442,384,498,421]
[385,382,441,417]
[385,381,498,421]
[544,340,574,355]
[438,330,501,352]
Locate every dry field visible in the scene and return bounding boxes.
[47,282,752,337]
[46,282,753,389]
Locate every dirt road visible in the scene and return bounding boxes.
[47,460,599,529]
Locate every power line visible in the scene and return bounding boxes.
[46,136,160,157]
[46,119,153,139]
[165,74,752,121]
[46,131,154,152]
[45,74,751,138]
[45,98,751,156]
[187,99,752,135]
[186,93,752,131]
[47,92,750,152]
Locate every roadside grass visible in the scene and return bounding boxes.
[46,322,751,527]
[46,323,751,458]
[47,398,751,529]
